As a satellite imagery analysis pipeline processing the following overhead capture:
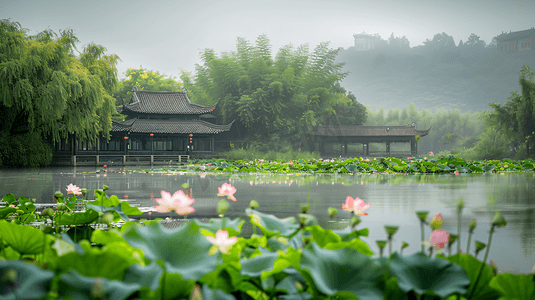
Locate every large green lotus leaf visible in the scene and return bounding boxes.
[266,236,291,252]
[120,200,142,215]
[123,262,163,291]
[305,225,341,247]
[299,242,387,299]
[259,246,301,281]
[2,193,16,205]
[90,228,125,246]
[54,209,99,225]
[488,273,534,300]
[0,207,16,219]
[123,221,217,280]
[201,283,237,300]
[159,272,196,299]
[438,253,502,300]
[323,237,374,256]
[193,217,245,237]
[57,243,136,281]
[16,196,36,214]
[383,276,409,300]
[240,246,279,278]
[389,252,470,298]
[66,225,95,243]
[90,190,120,207]
[0,220,45,255]
[58,270,140,300]
[246,208,299,238]
[0,260,54,299]
[86,204,129,222]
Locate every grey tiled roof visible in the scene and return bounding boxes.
[121,91,218,115]
[111,119,234,135]
[496,29,535,42]
[308,124,430,137]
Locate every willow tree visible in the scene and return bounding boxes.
[0,19,119,143]
[113,67,182,105]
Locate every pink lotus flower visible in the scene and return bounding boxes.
[428,151,435,156]
[205,229,238,254]
[66,184,82,196]
[218,183,237,201]
[425,229,450,251]
[430,213,443,230]
[199,165,206,170]
[454,170,459,175]
[9,204,18,209]
[152,190,195,215]
[342,196,370,215]
[259,159,264,163]
[249,181,254,185]
[249,161,253,164]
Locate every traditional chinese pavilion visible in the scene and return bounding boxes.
[51,87,234,165]
[307,122,431,156]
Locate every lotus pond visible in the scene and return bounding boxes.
[0,156,534,299]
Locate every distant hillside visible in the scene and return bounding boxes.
[337,46,535,112]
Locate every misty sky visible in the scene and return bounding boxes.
[3,0,534,79]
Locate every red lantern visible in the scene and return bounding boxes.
[150,133,154,137]
[124,136,129,140]
[189,134,193,137]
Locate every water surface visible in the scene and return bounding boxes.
[1,166,534,274]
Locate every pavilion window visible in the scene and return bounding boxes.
[153,139,173,151]
[194,137,212,151]
[107,137,122,151]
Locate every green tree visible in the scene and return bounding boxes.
[0,19,119,143]
[489,65,535,158]
[114,67,181,104]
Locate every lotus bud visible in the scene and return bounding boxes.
[217,199,229,216]
[448,233,458,246]
[300,204,310,214]
[31,198,36,203]
[401,241,409,250]
[249,200,259,210]
[384,225,399,238]
[181,182,189,189]
[91,278,105,300]
[102,185,109,191]
[416,211,429,223]
[190,284,203,300]
[469,219,476,233]
[474,240,486,258]
[81,188,87,196]
[0,269,17,285]
[328,207,338,218]
[456,197,464,212]
[54,191,64,199]
[429,213,443,230]
[42,208,54,217]
[101,212,114,225]
[491,212,507,228]
[350,215,361,228]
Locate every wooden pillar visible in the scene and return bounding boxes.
[344,142,348,156]
[364,143,369,156]
[386,141,391,156]
[410,138,417,156]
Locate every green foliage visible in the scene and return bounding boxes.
[0,131,52,167]
[185,35,366,149]
[113,67,182,104]
[0,20,119,142]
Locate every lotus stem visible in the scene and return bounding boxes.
[428,246,433,258]
[468,225,495,299]
[421,221,425,253]
[466,231,473,255]
[457,205,462,255]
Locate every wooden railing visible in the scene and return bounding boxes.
[51,155,190,166]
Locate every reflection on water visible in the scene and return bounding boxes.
[0,166,534,274]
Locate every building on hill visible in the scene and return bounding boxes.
[52,87,235,165]
[353,31,382,51]
[496,28,534,52]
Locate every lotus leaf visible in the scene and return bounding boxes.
[0,259,54,299]
[488,273,535,300]
[389,252,470,298]
[58,270,141,300]
[123,221,218,280]
[246,208,299,238]
[193,217,244,237]
[438,253,502,299]
[0,220,45,255]
[54,210,99,225]
[299,242,387,299]
[123,262,163,291]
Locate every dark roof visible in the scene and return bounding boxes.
[121,91,217,115]
[308,123,431,137]
[495,28,535,42]
[111,118,234,135]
